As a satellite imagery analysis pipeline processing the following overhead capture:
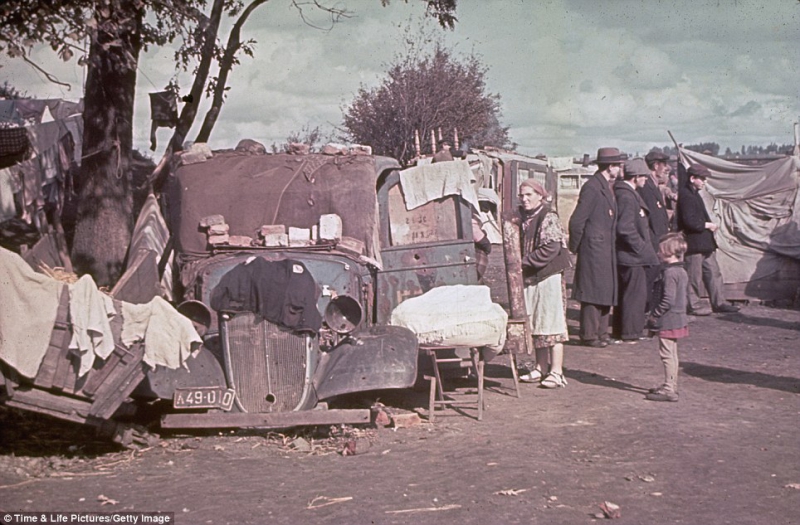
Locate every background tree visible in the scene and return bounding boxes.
[341,38,510,166]
[0,0,458,285]
[0,0,205,285]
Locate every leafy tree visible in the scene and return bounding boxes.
[0,0,458,285]
[341,41,510,166]
[685,142,720,156]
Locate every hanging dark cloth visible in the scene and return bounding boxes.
[210,258,322,334]
[149,91,178,151]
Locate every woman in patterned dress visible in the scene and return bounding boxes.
[517,179,572,388]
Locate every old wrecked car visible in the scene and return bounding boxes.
[147,146,480,429]
[0,144,481,437]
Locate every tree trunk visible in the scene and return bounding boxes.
[169,0,226,152]
[70,2,143,286]
[195,0,269,144]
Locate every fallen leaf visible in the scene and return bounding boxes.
[785,483,800,490]
[599,501,621,519]
[213,445,225,451]
[97,495,118,506]
[341,440,357,456]
[639,475,655,483]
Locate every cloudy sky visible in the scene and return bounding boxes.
[2,0,799,159]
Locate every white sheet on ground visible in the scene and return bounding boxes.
[390,285,507,350]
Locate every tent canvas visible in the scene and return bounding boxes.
[677,147,800,299]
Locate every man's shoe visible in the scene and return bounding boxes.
[584,339,608,348]
[688,308,712,316]
[713,304,740,313]
[645,391,679,402]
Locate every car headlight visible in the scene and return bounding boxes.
[324,295,363,334]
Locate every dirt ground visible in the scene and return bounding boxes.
[2,267,800,524]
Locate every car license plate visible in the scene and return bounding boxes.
[174,387,235,411]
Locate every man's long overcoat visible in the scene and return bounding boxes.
[568,171,618,306]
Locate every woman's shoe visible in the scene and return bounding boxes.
[541,372,567,389]
[519,369,544,383]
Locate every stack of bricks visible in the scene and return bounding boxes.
[200,215,230,246]
[200,214,253,247]
[258,225,288,247]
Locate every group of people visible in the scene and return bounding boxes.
[516,146,740,402]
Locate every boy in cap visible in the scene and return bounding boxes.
[676,164,739,315]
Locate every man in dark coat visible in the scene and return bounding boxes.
[568,147,624,347]
[639,151,672,312]
[614,158,660,342]
[676,164,739,315]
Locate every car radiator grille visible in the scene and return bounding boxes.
[222,312,309,413]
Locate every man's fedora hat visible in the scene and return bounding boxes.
[687,164,711,179]
[645,151,670,167]
[593,147,627,164]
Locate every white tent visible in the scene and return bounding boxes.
[678,147,800,300]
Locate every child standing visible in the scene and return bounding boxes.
[646,232,689,402]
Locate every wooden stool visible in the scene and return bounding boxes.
[421,345,484,422]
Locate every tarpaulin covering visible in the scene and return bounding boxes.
[167,151,388,260]
[678,147,800,283]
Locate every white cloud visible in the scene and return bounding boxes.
[3,0,799,159]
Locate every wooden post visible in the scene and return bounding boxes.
[437,127,442,142]
[502,210,531,356]
[430,129,436,154]
[414,129,421,157]
[453,128,459,150]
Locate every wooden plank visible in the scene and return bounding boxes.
[33,288,71,389]
[89,363,147,420]
[51,345,77,392]
[6,387,92,424]
[88,343,147,419]
[80,345,128,397]
[161,409,371,429]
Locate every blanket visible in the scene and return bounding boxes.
[0,247,64,378]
